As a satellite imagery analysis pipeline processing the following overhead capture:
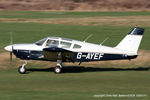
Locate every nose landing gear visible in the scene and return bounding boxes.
[18,60,27,74]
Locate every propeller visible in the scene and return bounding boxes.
[10,32,13,63]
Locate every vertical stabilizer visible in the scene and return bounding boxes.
[115,27,144,53]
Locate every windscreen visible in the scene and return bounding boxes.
[35,38,47,46]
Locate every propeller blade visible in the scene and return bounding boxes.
[10,32,13,63]
[10,32,13,45]
[10,52,12,63]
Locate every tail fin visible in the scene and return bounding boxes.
[115,27,144,53]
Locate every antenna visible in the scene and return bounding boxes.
[83,34,93,42]
[100,37,109,45]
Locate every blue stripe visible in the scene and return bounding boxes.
[13,50,137,62]
[73,52,137,62]
[13,50,43,60]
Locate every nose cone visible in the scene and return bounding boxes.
[4,45,12,52]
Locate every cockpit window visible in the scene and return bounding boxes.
[46,39,59,47]
[73,44,81,49]
[35,38,47,46]
[60,41,71,48]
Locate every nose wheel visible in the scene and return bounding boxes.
[18,60,27,74]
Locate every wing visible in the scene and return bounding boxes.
[43,47,74,62]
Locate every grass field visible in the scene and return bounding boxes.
[0,11,150,19]
[0,11,150,100]
[0,69,149,100]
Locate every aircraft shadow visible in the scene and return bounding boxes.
[27,66,150,73]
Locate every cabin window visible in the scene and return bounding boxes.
[73,44,81,49]
[60,41,71,48]
[46,39,59,47]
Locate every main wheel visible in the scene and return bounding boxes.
[54,66,61,74]
[18,66,26,74]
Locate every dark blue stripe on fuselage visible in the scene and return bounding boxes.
[13,50,137,62]
[73,52,134,62]
[13,50,43,60]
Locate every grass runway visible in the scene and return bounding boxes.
[0,69,150,100]
[0,11,150,100]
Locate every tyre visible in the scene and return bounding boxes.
[54,66,61,74]
[18,66,26,74]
